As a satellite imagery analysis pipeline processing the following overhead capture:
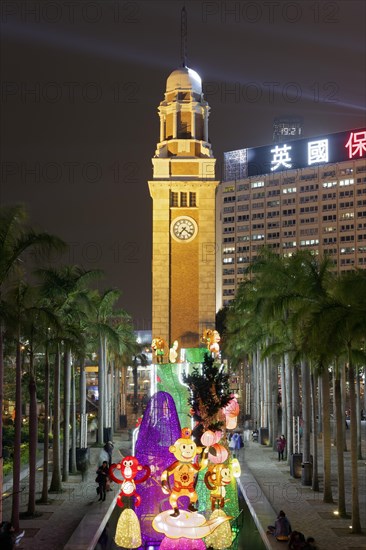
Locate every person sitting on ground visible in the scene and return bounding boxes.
[303,537,318,550]
[288,530,305,549]
[267,510,292,541]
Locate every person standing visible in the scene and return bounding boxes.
[276,434,286,461]
[96,461,109,502]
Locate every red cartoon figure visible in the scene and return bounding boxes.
[109,456,150,508]
[161,427,209,517]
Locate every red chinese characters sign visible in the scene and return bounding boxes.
[345,131,366,159]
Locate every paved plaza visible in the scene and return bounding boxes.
[2,422,365,550]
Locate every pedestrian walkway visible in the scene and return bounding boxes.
[1,423,365,550]
[2,430,133,550]
[240,422,366,550]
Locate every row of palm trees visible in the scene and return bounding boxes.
[223,248,365,533]
[0,205,138,530]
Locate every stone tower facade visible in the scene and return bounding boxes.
[148,66,219,348]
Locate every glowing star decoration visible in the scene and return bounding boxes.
[161,427,209,517]
[308,139,329,165]
[204,464,232,511]
[109,456,150,508]
[160,536,206,549]
[204,509,233,550]
[345,130,366,158]
[152,509,230,539]
[114,508,142,549]
[270,144,292,171]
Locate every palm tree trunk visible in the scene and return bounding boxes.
[281,360,286,436]
[70,361,77,474]
[49,345,62,492]
[301,360,311,486]
[40,346,50,503]
[11,338,22,529]
[285,353,292,461]
[310,372,319,491]
[318,374,323,435]
[62,349,71,481]
[27,371,38,515]
[355,373,362,460]
[98,335,105,444]
[341,363,348,451]
[80,361,87,448]
[348,358,361,532]
[270,361,278,447]
[334,367,346,516]
[321,368,333,503]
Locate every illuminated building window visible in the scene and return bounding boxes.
[180,192,187,207]
[300,239,319,246]
[170,192,178,207]
[189,192,196,207]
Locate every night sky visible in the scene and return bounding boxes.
[1,0,365,328]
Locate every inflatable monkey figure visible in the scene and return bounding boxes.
[161,427,209,517]
[109,456,150,508]
[201,329,221,356]
[151,337,166,364]
[204,463,232,511]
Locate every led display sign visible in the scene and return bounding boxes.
[244,128,366,177]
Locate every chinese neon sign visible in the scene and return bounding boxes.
[229,128,366,178]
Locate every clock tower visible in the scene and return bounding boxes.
[148,65,219,348]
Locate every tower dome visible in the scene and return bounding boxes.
[166,66,202,94]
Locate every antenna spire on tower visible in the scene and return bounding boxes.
[181,5,187,67]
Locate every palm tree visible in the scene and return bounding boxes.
[0,205,65,522]
[38,266,100,482]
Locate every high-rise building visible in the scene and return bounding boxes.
[148,65,219,347]
[217,128,366,309]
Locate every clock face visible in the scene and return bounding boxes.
[171,216,198,242]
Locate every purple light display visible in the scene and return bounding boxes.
[135,391,182,545]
